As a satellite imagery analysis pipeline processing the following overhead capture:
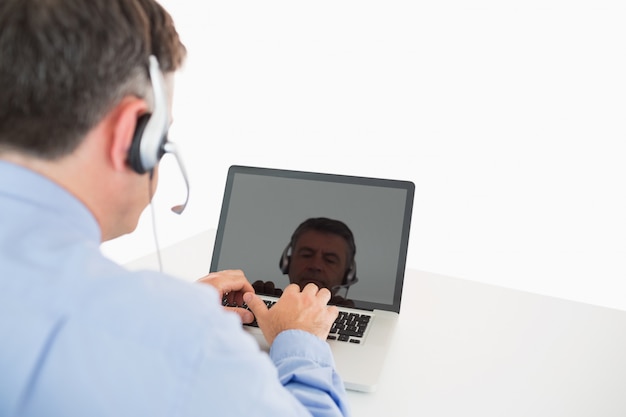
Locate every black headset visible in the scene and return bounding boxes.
[279,243,359,289]
[127,55,170,175]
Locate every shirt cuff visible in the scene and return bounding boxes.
[269,329,336,367]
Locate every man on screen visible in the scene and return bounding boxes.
[280,217,358,307]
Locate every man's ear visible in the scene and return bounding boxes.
[108,97,149,172]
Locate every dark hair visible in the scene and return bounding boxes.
[0,0,186,159]
[290,217,357,266]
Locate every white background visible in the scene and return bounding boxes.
[102,0,626,311]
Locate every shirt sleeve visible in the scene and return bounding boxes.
[181,306,351,417]
[270,330,352,417]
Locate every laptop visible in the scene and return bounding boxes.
[210,165,415,392]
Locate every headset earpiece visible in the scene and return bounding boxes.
[279,244,291,274]
[127,114,151,173]
[344,259,357,285]
[127,55,169,174]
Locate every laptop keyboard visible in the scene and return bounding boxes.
[223,297,372,344]
[327,310,371,343]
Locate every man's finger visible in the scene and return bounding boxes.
[317,287,332,304]
[282,283,302,295]
[302,282,320,295]
[243,292,267,320]
[225,306,254,324]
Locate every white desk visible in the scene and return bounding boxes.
[126,230,626,417]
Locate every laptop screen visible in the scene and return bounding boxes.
[210,165,414,313]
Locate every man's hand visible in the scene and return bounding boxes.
[197,269,255,324]
[244,283,339,345]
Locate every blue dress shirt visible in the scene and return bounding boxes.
[0,161,350,417]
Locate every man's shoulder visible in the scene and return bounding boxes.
[3,249,226,354]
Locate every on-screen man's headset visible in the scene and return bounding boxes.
[279,217,359,294]
[127,55,189,214]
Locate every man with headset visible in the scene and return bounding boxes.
[279,217,358,308]
[0,1,349,416]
